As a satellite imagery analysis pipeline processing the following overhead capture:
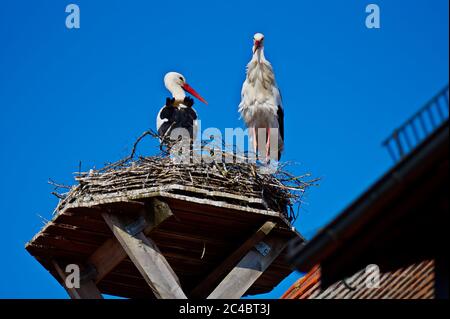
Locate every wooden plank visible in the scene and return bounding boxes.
[160,218,247,240]
[119,255,213,274]
[88,198,174,283]
[59,188,285,222]
[52,260,103,299]
[207,234,288,299]
[102,212,187,299]
[33,234,98,256]
[168,201,267,223]
[190,221,276,298]
[149,229,231,251]
[56,213,111,234]
[169,209,259,233]
[46,223,109,245]
[26,243,87,261]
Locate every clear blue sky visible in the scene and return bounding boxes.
[0,0,448,299]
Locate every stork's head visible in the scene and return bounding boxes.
[164,72,208,104]
[252,33,265,54]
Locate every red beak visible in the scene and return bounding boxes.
[253,40,261,53]
[182,83,208,105]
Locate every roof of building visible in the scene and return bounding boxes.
[287,120,448,288]
[282,259,435,299]
[286,86,449,293]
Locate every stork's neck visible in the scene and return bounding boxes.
[167,84,186,102]
[247,48,275,89]
[252,47,267,64]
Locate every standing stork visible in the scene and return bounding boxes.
[156,72,208,144]
[238,33,284,161]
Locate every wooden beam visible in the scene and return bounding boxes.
[88,237,126,283]
[88,199,173,283]
[102,211,187,299]
[52,260,103,299]
[207,234,287,299]
[190,221,276,298]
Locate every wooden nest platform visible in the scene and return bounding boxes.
[26,155,313,299]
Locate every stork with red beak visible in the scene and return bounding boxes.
[156,72,208,143]
[238,33,284,161]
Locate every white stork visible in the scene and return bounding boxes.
[238,33,284,161]
[156,72,208,143]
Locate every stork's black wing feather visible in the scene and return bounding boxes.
[174,107,197,139]
[158,105,198,141]
[158,103,175,138]
[183,96,194,107]
[277,105,284,160]
[277,105,284,142]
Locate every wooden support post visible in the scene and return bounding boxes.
[87,199,173,283]
[190,221,276,298]
[52,260,103,299]
[207,234,287,299]
[102,204,187,299]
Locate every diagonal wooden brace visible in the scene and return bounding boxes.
[190,220,276,298]
[102,204,186,299]
[207,233,287,299]
[52,260,103,299]
[87,199,173,283]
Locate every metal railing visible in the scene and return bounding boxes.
[383,85,449,163]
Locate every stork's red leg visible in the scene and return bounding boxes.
[266,127,271,161]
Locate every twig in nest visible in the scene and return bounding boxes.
[128,130,154,160]
[51,191,66,199]
[52,132,318,223]
[48,179,71,190]
[36,213,50,225]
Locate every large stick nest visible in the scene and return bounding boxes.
[50,131,319,223]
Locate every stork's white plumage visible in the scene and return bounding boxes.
[238,33,284,161]
[156,72,207,143]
